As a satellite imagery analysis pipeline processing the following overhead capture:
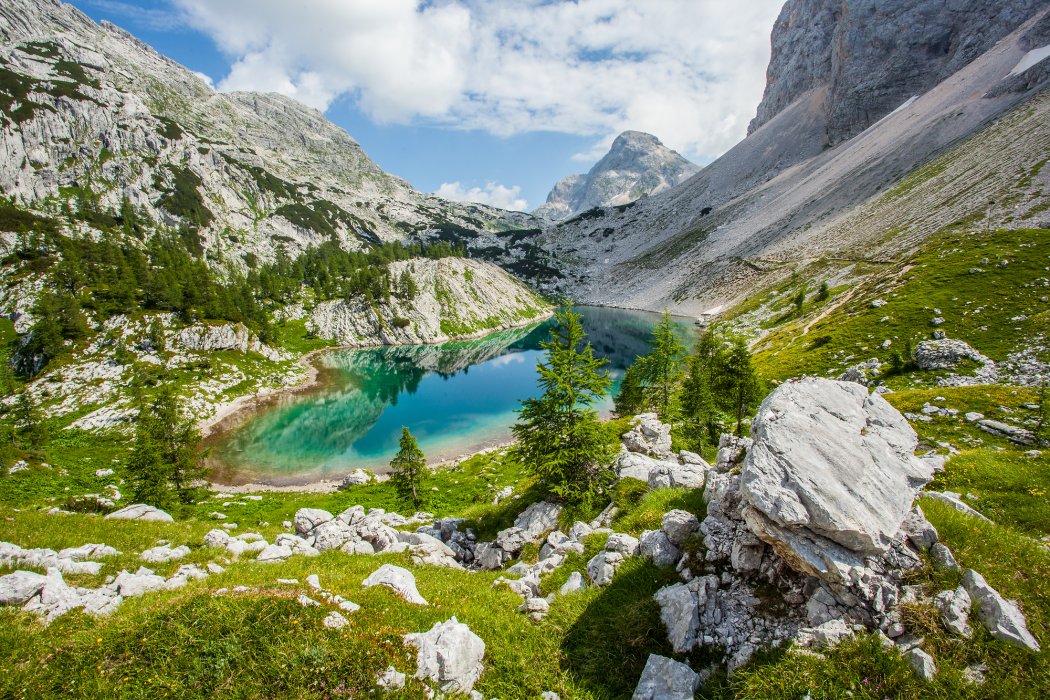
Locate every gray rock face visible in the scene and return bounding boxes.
[362,564,428,606]
[293,508,334,536]
[740,378,933,583]
[105,504,173,522]
[404,616,485,693]
[749,0,1047,143]
[961,569,1040,651]
[534,131,698,221]
[648,461,705,490]
[631,654,700,700]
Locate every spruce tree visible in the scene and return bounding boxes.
[513,306,613,502]
[724,338,762,436]
[1035,383,1049,447]
[13,391,46,451]
[389,427,428,510]
[614,361,646,417]
[127,386,205,508]
[639,310,686,417]
[680,328,723,451]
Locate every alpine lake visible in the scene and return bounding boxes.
[205,306,694,485]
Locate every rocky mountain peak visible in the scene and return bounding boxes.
[533,130,699,221]
[748,0,1048,144]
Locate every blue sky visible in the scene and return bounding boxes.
[67,0,784,211]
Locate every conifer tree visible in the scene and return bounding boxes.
[389,427,428,510]
[127,385,205,509]
[680,328,723,451]
[639,310,686,417]
[13,391,46,451]
[513,306,613,502]
[720,337,762,436]
[614,361,646,417]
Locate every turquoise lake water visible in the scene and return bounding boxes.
[207,306,692,484]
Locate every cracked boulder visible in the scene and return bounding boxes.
[739,378,934,583]
[404,616,485,693]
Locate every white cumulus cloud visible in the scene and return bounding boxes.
[435,182,529,211]
[172,0,784,162]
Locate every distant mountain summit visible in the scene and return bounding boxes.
[533,131,699,220]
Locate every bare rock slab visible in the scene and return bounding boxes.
[404,616,485,693]
[105,504,173,522]
[362,564,428,605]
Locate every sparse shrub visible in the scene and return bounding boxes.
[391,316,411,329]
[816,281,830,301]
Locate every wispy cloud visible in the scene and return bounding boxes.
[172,0,784,162]
[82,0,187,32]
[435,181,528,212]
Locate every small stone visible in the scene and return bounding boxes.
[905,648,937,681]
[631,653,699,700]
[323,611,349,629]
[362,564,428,605]
[929,543,959,571]
[559,571,585,595]
[297,594,320,607]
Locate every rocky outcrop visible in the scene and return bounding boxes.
[533,131,698,220]
[962,569,1041,651]
[173,323,288,363]
[307,258,550,347]
[739,378,933,583]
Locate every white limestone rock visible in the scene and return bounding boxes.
[739,378,933,583]
[962,569,1040,651]
[404,616,485,694]
[0,570,47,605]
[105,504,173,522]
[293,508,334,536]
[653,583,699,653]
[934,586,972,637]
[323,611,349,629]
[559,571,586,595]
[638,530,680,568]
[622,413,673,458]
[140,544,190,563]
[661,510,700,547]
[255,544,293,563]
[631,653,700,700]
[906,648,937,681]
[362,564,428,605]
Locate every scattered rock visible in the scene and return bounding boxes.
[929,543,959,571]
[140,544,190,563]
[404,616,485,693]
[653,583,700,653]
[294,508,335,537]
[362,564,428,605]
[339,469,373,487]
[256,544,293,563]
[376,666,406,690]
[631,653,700,700]
[661,510,700,547]
[913,339,992,371]
[0,570,47,605]
[639,530,681,568]
[922,492,992,522]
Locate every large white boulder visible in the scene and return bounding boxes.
[362,564,428,605]
[293,508,334,536]
[105,504,173,522]
[404,616,485,693]
[638,530,680,568]
[632,654,700,700]
[739,378,933,583]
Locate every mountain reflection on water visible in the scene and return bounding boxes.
[207,306,692,484]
